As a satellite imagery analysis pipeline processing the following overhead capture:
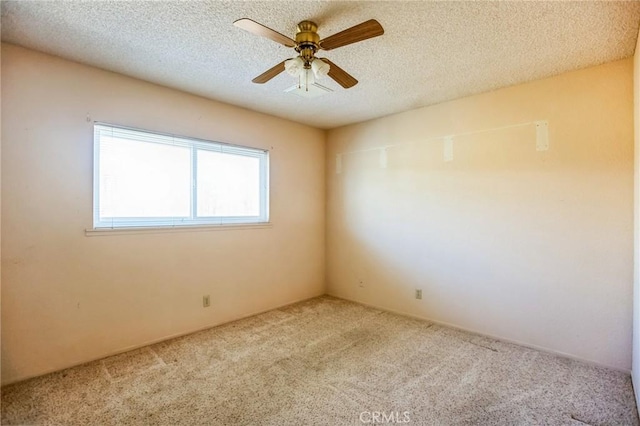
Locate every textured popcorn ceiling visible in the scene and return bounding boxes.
[2,1,639,129]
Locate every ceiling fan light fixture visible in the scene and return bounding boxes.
[311,59,330,80]
[284,57,304,77]
[235,17,384,89]
[296,68,315,91]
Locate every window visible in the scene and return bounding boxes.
[93,123,269,229]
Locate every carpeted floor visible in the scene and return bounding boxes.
[1,296,638,425]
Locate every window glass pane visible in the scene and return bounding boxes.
[94,124,268,229]
[196,150,260,217]
[99,136,191,218]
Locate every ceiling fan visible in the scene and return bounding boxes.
[233,18,384,89]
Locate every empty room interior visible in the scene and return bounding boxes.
[3,1,640,425]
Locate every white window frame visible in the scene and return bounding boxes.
[93,123,269,229]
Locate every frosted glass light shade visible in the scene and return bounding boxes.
[311,59,330,79]
[284,57,304,77]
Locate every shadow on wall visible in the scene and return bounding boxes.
[326,101,633,370]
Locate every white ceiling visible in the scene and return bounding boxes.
[2,1,639,129]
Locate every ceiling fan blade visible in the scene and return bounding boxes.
[319,58,358,88]
[319,19,384,50]
[252,61,287,84]
[234,18,296,48]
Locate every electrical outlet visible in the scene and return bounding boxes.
[415,289,422,300]
[359,280,365,288]
[203,295,210,308]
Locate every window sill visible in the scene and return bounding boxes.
[85,222,272,237]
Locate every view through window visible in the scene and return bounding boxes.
[93,124,269,228]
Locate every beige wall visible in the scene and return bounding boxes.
[0,44,325,385]
[0,40,3,384]
[326,59,634,370]
[2,41,635,384]
[633,28,640,404]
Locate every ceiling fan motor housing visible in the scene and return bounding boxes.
[295,21,320,66]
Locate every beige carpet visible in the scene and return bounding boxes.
[2,296,638,425]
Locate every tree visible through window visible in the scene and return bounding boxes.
[93,124,269,228]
